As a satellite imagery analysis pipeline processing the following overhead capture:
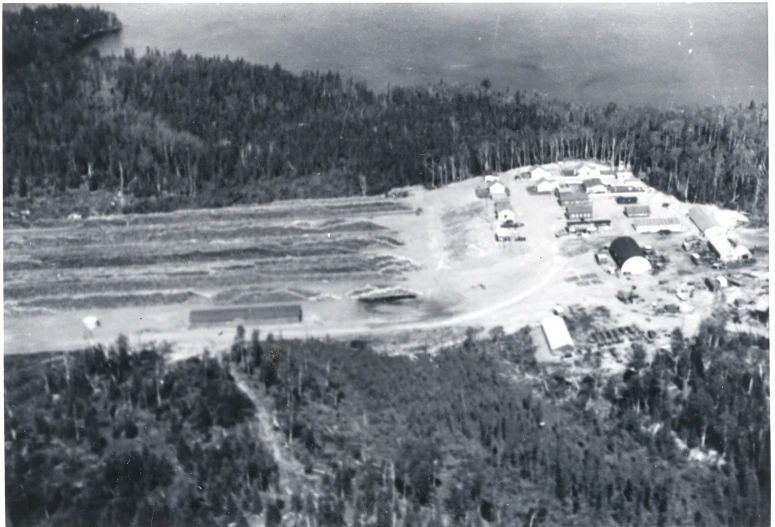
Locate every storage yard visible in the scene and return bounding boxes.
[5,160,768,363]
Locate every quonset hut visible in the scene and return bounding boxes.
[609,236,652,275]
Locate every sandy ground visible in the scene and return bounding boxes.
[5,161,768,361]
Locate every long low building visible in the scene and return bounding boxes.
[632,217,683,233]
[558,191,591,206]
[541,315,575,354]
[624,205,651,218]
[706,233,752,262]
[566,203,593,220]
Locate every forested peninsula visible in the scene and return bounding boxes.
[3,5,768,222]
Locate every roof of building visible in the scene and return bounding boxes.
[631,217,681,228]
[559,191,590,203]
[706,233,735,255]
[689,206,722,233]
[583,178,604,188]
[625,205,651,215]
[488,181,507,192]
[609,236,645,267]
[494,201,514,213]
[541,315,575,352]
[566,203,593,215]
[535,177,555,185]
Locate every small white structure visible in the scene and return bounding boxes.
[575,164,601,179]
[82,316,101,340]
[494,202,516,222]
[535,177,557,194]
[530,166,552,180]
[689,206,726,238]
[582,178,607,194]
[488,181,507,199]
[541,315,575,354]
[716,276,729,289]
[495,226,514,241]
[68,213,82,221]
[484,175,500,183]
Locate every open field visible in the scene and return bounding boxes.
[5,161,768,358]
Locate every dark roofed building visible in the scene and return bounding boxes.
[558,192,591,206]
[566,203,593,220]
[624,205,651,217]
[609,236,652,275]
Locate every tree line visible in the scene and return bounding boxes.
[3,5,769,222]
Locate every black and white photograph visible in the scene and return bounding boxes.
[2,2,770,526]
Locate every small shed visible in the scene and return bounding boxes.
[541,315,575,354]
[625,205,651,218]
[566,203,593,220]
[595,252,610,265]
[494,202,516,222]
[488,181,508,199]
[484,175,500,183]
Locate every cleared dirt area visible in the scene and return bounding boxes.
[5,161,768,358]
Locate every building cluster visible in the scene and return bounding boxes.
[688,206,751,263]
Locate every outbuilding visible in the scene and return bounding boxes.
[616,196,638,205]
[484,175,500,183]
[583,178,607,194]
[632,217,683,234]
[488,181,508,199]
[689,206,726,237]
[494,202,516,223]
[535,177,557,194]
[566,203,593,220]
[625,205,651,218]
[530,166,552,180]
[541,315,575,354]
[575,164,601,179]
[609,236,652,275]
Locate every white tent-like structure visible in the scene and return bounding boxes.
[541,315,575,354]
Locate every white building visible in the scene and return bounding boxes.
[575,164,601,179]
[689,206,726,238]
[488,181,507,199]
[706,234,752,263]
[632,217,684,234]
[484,175,500,183]
[535,177,557,194]
[494,202,516,223]
[530,166,552,180]
[540,315,575,354]
[582,178,607,194]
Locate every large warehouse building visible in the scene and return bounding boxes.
[631,217,683,234]
[706,233,752,262]
[541,315,575,354]
[689,206,726,237]
[609,236,652,275]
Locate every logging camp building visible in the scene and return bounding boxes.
[609,236,652,275]
[541,315,575,355]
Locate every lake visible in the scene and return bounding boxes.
[95,3,767,108]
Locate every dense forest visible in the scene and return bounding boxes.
[3,5,769,221]
[5,318,769,526]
